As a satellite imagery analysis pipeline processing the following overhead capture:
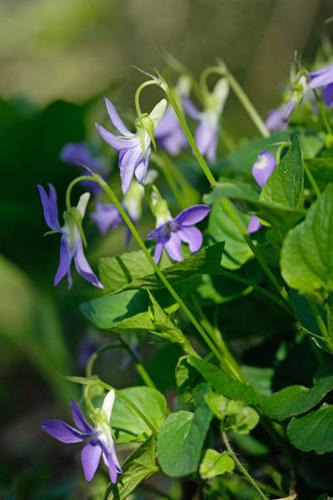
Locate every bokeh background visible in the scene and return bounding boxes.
[0,1,332,498]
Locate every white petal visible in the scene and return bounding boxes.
[102,390,115,421]
[149,99,168,128]
[76,192,91,218]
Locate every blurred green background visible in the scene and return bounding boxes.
[0,0,332,498]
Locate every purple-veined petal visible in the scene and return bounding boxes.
[248,216,262,234]
[101,442,122,484]
[153,241,164,263]
[252,150,276,188]
[81,441,102,481]
[174,205,210,226]
[135,147,151,184]
[37,184,61,232]
[196,118,216,160]
[146,222,167,241]
[323,83,333,108]
[104,97,132,136]
[73,239,103,289]
[41,419,88,443]
[95,123,136,151]
[178,226,203,253]
[71,401,93,433]
[119,145,142,194]
[182,96,202,120]
[309,64,333,89]
[91,203,122,234]
[164,232,183,261]
[54,235,72,288]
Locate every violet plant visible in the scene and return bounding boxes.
[39,55,333,499]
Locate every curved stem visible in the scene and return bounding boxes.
[225,70,270,138]
[222,432,268,500]
[135,80,160,116]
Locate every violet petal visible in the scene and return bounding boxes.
[81,441,102,481]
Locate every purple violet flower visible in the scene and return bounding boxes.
[60,142,107,195]
[248,150,276,234]
[154,106,187,156]
[41,390,121,483]
[183,78,229,162]
[309,63,333,107]
[96,98,167,194]
[265,100,296,132]
[38,184,103,289]
[147,205,210,263]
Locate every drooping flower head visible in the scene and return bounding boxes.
[41,390,121,483]
[265,74,307,132]
[38,184,103,288]
[248,150,276,234]
[60,142,107,195]
[147,192,210,263]
[183,77,229,162]
[309,63,333,107]
[96,98,167,194]
[154,76,190,156]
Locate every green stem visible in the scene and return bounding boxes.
[165,87,217,188]
[222,432,269,500]
[190,294,247,383]
[218,268,293,315]
[313,89,332,135]
[66,176,227,367]
[165,85,289,306]
[304,162,321,198]
[225,70,270,138]
[134,80,158,116]
[86,342,156,390]
[308,299,332,349]
[118,337,157,389]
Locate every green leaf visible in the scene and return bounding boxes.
[157,384,212,477]
[189,357,259,406]
[208,201,252,270]
[119,242,225,291]
[105,437,158,499]
[259,363,333,421]
[287,403,333,453]
[281,184,333,295]
[147,291,186,345]
[299,130,325,159]
[199,449,235,480]
[80,289,155,332]
[260,133,304,210]
[112,387,168,443]
[98,249,170,294]
[205,393,259,434]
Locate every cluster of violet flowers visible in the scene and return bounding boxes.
[39,59,333,484]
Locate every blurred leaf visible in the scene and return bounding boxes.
[199,449,234,480]
[299,130,325,159]
[287,403,333,453]
[281,184,333,295]
[112,387,168,443]
[105,437,158,499]
[0,255,73,402]
[157,384,212,477]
